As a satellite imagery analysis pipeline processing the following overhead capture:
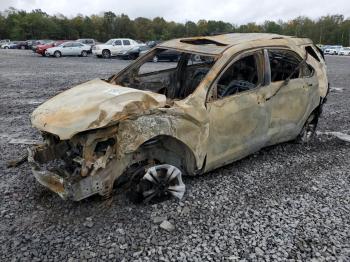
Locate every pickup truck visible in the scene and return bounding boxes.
[92,38,144,59]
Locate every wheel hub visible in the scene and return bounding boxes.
[141,164,185,203]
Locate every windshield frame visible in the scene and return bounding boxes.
[110,47,219,82]
[109,47,220,102]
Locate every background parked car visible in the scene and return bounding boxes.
[139,47,181,62]
[151,49,181,62]
[76,39,99,53]
[26,40,38,49]
[1,41,19,49]
[139,45,151,56]
[146,40,162,48]
[17,41,30,50]
[0,39,11,47]
[92,38,142,59]
[120,43,147,59]
[36,40,68,56]
[324,45,342,55]
[339,47,350,56]
[45,41,91,57]
[31,40,52,52]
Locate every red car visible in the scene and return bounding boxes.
[35,41,68,56]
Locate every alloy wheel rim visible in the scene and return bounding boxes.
[141,164,185,203]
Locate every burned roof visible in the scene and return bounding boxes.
[159,33,312,55]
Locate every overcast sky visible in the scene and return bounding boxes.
[1,0,350,24]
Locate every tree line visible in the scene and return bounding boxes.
[0,7,349,46]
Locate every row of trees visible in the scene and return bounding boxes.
[0,8,350,46]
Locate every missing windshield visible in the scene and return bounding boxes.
[113,49,217,100]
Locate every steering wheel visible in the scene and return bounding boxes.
[222,80,255,97]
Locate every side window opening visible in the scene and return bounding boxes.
[123,40,130,46]
[114,40,122,46]
[315,45,325,60]
[215,54,260,99]
[305,46,321,62]
[114,49,217,100]
[301,63,315,78]
[64,43,73,47]
[268,50,301,82]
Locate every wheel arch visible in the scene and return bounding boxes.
[137,135,198,175]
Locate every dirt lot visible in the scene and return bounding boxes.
[0,50,349,261]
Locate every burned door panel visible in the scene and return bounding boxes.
[205,52,269,171]
[263,49,318,144]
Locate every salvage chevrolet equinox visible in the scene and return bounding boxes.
[26,33,329,202]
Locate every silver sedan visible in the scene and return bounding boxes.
[45,42,91,58]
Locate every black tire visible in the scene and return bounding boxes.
[81,50,88,57]
[128,53,138,60]
[295,111,319,143]
[4,46,9,49]
[54,51,61,58]
[102,49,111,58]
[21,45,25,50]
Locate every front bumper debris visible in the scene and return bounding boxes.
[27,145,109,201]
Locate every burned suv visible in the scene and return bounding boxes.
[28,33,328,202]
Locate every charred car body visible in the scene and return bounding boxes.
[27,33,328,202]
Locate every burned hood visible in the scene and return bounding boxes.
[31,79,166,139]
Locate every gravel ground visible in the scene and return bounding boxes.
[0,50,349,261]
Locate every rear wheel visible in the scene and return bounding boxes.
[54,51,61,58]
[81,50,88,57]
[102,49,111,58]
[21,45,26,50]
[4,46,9,49]
[296,111,319,143]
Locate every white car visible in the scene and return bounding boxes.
[92,38,141,58]
[339,47,350,56]
[324,46,342,55]
[1,41,17,49]
[45,42,91,58]
[0,39,10,47]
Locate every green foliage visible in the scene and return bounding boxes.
[0,8,349,46]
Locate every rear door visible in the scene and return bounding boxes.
[61,42,74,55]
[122,39,131,53]
[71,42,83,55]
[111,40,122,55]
[261,48,317,144]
